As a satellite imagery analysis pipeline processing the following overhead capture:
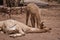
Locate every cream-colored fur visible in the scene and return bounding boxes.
[0,19,51,37]
[26,3,43,29]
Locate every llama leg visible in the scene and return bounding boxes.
[9,29,25,37]
[9,33,23,37]
[26,27,51,33]
[30,15,35,28]
[26,11,30,25]
[36,16,43,29]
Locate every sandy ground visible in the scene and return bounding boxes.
[0,8,60,40]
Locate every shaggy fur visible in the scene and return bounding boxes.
[0,19,51,37]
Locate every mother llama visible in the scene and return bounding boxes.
[26,3,44,29]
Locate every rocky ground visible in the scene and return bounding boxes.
[0,7,60,40]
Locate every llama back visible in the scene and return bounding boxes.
[27,3,40,14]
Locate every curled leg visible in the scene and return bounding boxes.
[9,28,25,37]
[9,30,25,37]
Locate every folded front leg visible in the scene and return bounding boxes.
[9,29,25,37]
